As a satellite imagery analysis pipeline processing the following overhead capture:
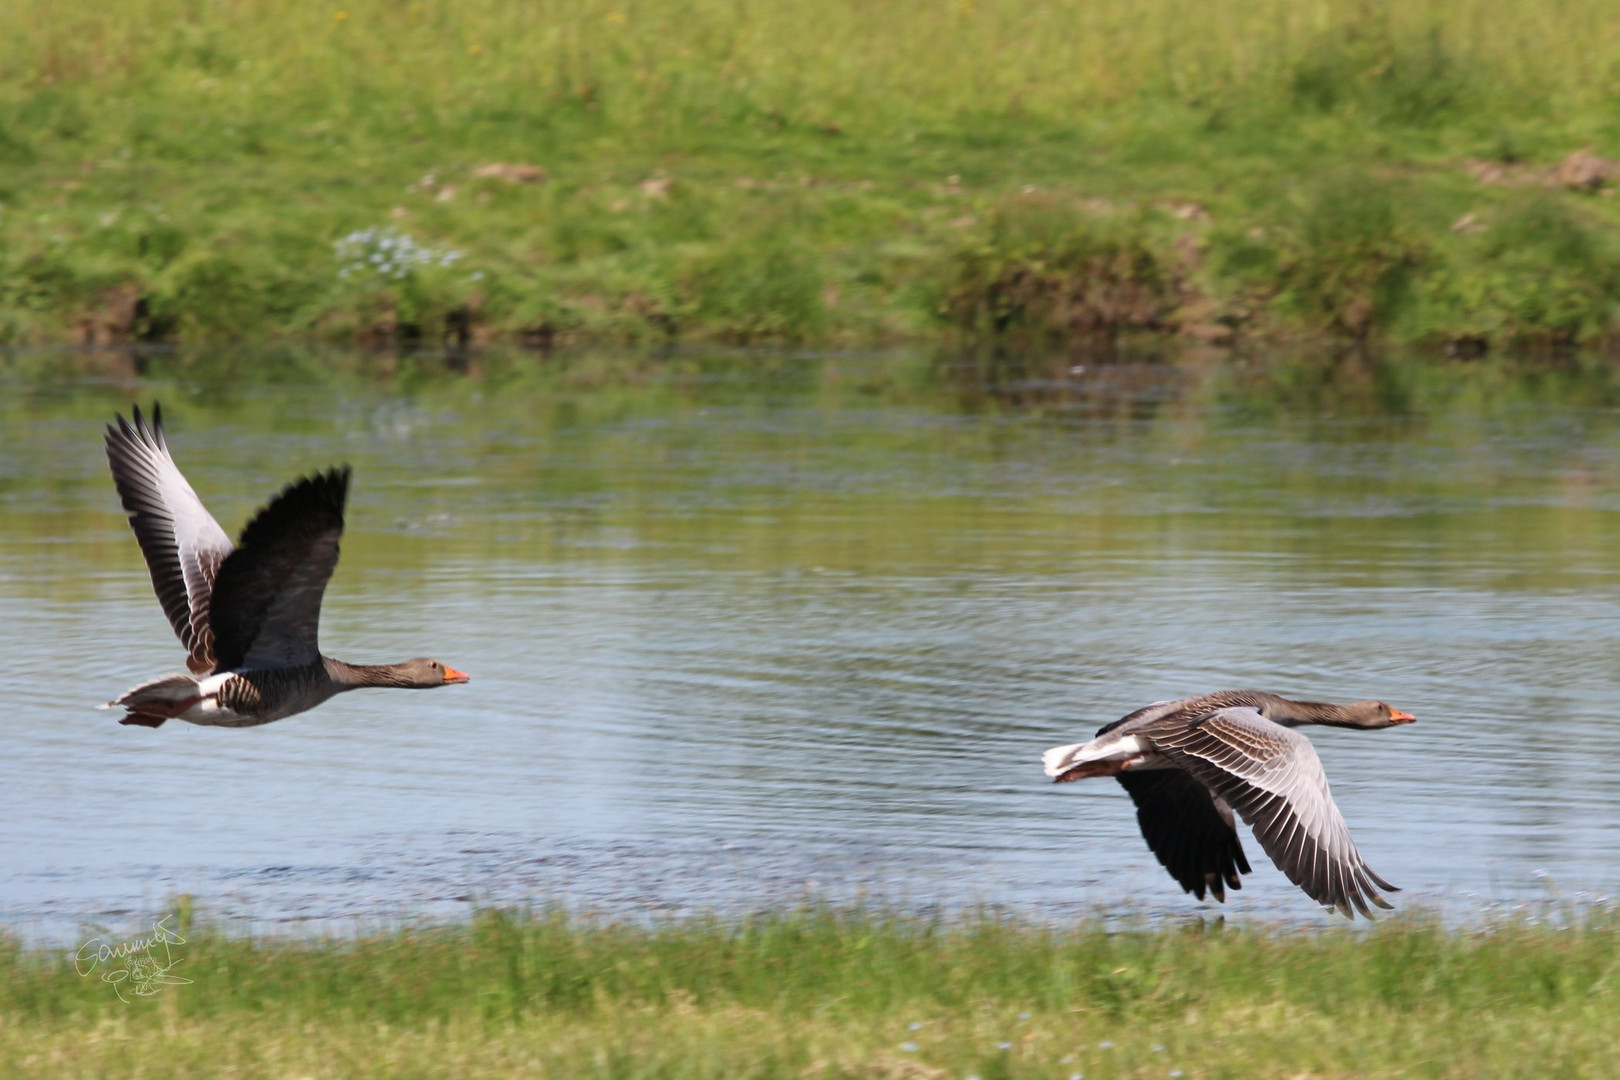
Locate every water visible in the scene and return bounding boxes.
[4,349,1619,941]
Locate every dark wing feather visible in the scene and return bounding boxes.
[1150,707,1397,918]
[209,467,350,671]
[1115,770,1252,902]
[104,403,233,674]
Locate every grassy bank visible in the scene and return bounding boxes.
[4,908,1619,1078]
[5,0,1620,350]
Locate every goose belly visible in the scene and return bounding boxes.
[177,667,336,726]
[173,674,251,726]
[175,700,263,727]
[174,672,272,727]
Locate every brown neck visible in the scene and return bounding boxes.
[324,658,419,689]
[1264,697,1363,727]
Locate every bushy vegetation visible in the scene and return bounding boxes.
[5,0,1620,350]
[942,198,1181,342]
[4,907,1618,1078]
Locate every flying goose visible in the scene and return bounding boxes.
[1042,690,1415,918]
[100,403,468,728]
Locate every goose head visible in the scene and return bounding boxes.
[391,658,471,688]
[1336,700,1417,728]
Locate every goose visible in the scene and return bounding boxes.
[1042,690,1415,918]
[100,403,468,728]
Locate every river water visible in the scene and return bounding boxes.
[3,349,1618,941]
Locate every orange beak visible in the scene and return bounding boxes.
[1389,709,1416,724]
[443,666,470,685]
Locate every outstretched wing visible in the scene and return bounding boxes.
[1150,706,1398,918]
[208,467,350,671]
[104,403,234,674]
[1115,770,1252,902]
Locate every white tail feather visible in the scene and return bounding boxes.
[1042,734,1144,777]
[1042,742,1086,777]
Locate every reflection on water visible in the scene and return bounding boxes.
[3,348,1619,941]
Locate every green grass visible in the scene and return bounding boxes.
[6,0,1620,349]
[4,906,1620,1078]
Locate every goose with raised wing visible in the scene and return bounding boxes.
[100,403,468,728]
[1043,690,1414,918]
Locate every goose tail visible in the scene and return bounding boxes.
[1043,741,1089,777]
[104,671,202,709]
[103,672,208,726]
[1043,733,1147,780]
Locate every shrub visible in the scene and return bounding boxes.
[687,234,826,343]
[942,197,1179,342]
[1420,195,1620,347]
[1272,172,1426,337]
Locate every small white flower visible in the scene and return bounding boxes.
[333,225,472,281]
[900,1042,918,1052]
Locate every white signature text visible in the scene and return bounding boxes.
[75,914,193,1003]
